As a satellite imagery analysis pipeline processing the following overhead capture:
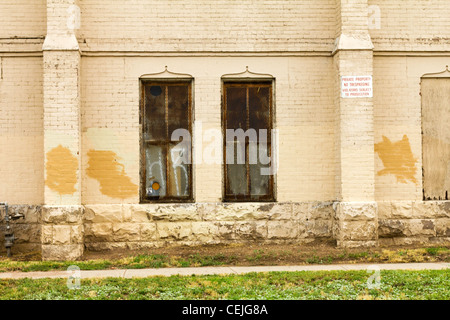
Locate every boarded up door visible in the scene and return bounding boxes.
[422,78,450,200]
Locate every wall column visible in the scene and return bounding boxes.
[41,0,84,260]
[333,0,378,247]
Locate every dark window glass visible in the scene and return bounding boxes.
[223,81,274,202]
[141,81,192,202]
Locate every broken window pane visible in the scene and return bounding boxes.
[168,144,190,197]
[145,144,167,198]
[249,143,269,197]
[142,81,193,202]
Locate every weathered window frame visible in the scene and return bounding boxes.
[139,68,194,203]
[221,68,276,202]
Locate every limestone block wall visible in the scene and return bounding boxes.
[83,202,334,251]
[41,206,84,260]
[1,201,449,258]
[0,206,42,255]
[378,201,450,246]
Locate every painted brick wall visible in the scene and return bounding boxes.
[80,56,335,204]
[373,56,450,201]
[369,0,450,51]
[0,57,44,204]
[77,0,336,52]
[0,0,47,38]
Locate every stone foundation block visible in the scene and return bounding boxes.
[334,202,378,247]
[42,244,84,261]
[267,221,298,239]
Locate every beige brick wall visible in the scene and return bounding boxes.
[81,56,335,204]
[43,50,81,205]
[77,0,336,52]
[0,0,449,207]
[373,56,450,201]
[369,0,450,51]
[0,0,47,38]
[0,57,44,205]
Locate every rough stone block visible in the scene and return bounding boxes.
[140,223,158,241]
[157,222,193,240]
[7,205,41,224]
[70,225,84,244]
[42,206,83,224]
[412,202,439,219]
[53,225,71,245]
[84,205,123,223]
[202,203,271,221]
[267,221,298,239]
[435,218,450,237]
[112,223,140,242]
[339,221,378,241]
[149,204,199,221]
[123,205,151,222]
[307,202,334,221]
[379,219,405,238]
[304,220,332,238]
[235,221,267,240]
[191,222,219,241]
[84,223,113,242]
[377,202,392,220]
[391,201,413,219]
[436,201,450,218]
[336,202,377,221]
[213,221,235,240]
[42,244,83,261]
[403,219,436,237]
[41,225,53,245]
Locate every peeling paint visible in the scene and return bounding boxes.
[45,145,78,195]
[375,135,418,185]
[86,150,138,199]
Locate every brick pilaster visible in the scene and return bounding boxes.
[42,0,83,260]
[333,0,378,247]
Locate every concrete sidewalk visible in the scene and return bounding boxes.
[0,262,448,280]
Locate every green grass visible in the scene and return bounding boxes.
[0,269,448,300]
[0,253,237,273]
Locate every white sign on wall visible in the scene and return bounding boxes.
[341,76,373,98]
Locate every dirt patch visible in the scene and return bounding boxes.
[81,242,450,266]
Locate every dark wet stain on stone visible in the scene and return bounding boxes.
[421,220,435,230]
[259,204,274,212]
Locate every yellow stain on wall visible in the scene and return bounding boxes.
[86,150,138,199]
[374,135,418,185]
[45,145,78,195]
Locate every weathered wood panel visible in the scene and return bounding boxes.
[422,78,450,200]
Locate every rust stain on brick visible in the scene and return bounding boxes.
[375,135,418,185]
[87,150,137,199]
[45,145,78,195]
